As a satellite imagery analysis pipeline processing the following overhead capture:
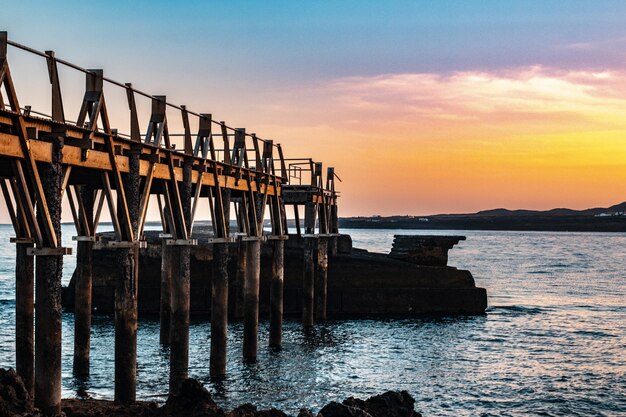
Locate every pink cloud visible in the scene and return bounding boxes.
[323,67,626,130]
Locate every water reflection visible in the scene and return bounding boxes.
[0,226,624,415]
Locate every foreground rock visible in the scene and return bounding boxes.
[0,369,31,417]
[0,370,422,417]
[319,391,421,417]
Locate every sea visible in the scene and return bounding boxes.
[0,224,625,416]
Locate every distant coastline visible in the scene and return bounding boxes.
[340,201,626,232]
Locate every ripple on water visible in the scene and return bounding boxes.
[0,226,625,415]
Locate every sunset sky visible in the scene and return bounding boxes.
[2,1,626,217]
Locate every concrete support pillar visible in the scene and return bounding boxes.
[34,135,63,416]
[242,239,260,360]
[114,246,138,404]
[169,244,190,394]
[15,240,34,399]
[210,186,231,377]
[315,237,329,322]
[114,148,140,404]
[269,239,284,348]
[302,236,316,327]
[73,239,93,377]
[169,158,192,395]
[233,240,246,320]
[210,242,229,377]
[73,185,95,378]
[159,239,172,344]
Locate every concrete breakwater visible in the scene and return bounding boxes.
[62,230,487,316]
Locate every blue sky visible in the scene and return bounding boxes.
[4,1,626,84]
[3,1,626,216]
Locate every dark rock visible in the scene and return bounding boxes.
[227,404,288,417]
[320,391,421,417]
[50,388,423,417]
[61,398,157,417]
[0,368,32,417]
[389,235,465,266]
[228,404,257,417]
[318,402,373,417]
[161,378,223,417]
[358,391,421,417]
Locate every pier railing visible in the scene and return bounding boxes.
[0,31,339,415]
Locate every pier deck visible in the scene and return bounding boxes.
[0,32,338,415]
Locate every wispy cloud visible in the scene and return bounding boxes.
[322,66,626,133]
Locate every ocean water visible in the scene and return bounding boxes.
[0,225,625,416]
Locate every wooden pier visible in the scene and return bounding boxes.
[0,32,339,415]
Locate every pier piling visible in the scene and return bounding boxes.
[159,238,173,344]
[302,236,316,327]
[15,240,34,399]
[210,187,231,378]
[315,236,329,321]
[269,239,285,348]
[114,245,139,404]
[34,135,64,416]
[73,185,95,378]
[114,145,141,404]
[243,239,261,360]
[169,157,193,395]
[169,244,190,394]
[210,241,229,376]
[234,239,246,320]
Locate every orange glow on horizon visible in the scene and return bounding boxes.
[227,67,626,216]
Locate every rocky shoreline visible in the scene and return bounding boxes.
[1,368,422,417]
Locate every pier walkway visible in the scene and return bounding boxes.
[0,32,339,415]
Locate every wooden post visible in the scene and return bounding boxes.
[15,240,34,399]
[269,239,284,348]
[302,236,315,327]
[169,158,192,395]
[114,148,141,404]
[34,135,63,416]
[315,236,329,321]
[73,186,95,377]
[159,239,172,344]
[242,239,260,360]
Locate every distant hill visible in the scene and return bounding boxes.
[437,201,626,218]
[339,202,626,232]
